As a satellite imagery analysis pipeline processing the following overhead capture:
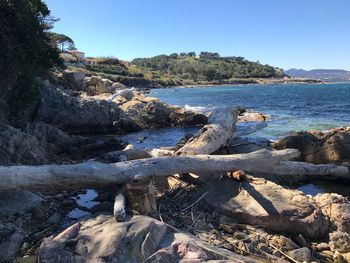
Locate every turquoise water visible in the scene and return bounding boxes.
[150,83,350,140]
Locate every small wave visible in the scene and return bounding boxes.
[183,104,207,112]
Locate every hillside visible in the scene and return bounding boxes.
[130,52,285,86]
[68,53,320,88]
[285,68,350,82]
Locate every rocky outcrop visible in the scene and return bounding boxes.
[84,76,127,95]
[0,123,50,165]
[0,122,125,165]
[38,215,251,262]
[118,93,207,129]
[61,70,86,91]
[203,177,330,239]
[272,127,350,164]
[237,108,270,122]
[35,84,138,134]
[35,84,206,134]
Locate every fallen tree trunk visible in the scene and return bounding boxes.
[273,161,349,178]
[0,149,299,191]
[232,121,268,138]
[175,108,268,156]
[175,108,237,155]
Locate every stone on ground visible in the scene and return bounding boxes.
[38,215,253,263]
[0,190,42,216]
[203,177,329,239]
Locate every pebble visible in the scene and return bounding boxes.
[21,242,30,251]
[294,234,309,247]
[316,242,329,252]
[287,247,312,262]
[257,243,272,254]
[47,212,62,225]
[233,231,248,240]
[31,207,45,220]
[55,193,65,199]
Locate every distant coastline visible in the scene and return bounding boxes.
[163,77,323,89]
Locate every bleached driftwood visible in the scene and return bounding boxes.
[272,161,349,178]
[175,108,237,156]
[0,149,299,191]
[232,122,268,138]
[175,108,268,156]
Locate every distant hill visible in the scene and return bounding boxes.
[130,52,284,85]
[285,68,350,82]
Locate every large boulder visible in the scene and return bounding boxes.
[272,128,350,164]
[38,215,250,262]
[203,177,330,239]
[119,93,207,129]
[35,84,138,134]
[84,76,127,95]
[62,69,86,91]
[0,123,50,165]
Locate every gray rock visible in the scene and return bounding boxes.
[287,247,312,262]
[31,207,45,220]
[36,84,138,134]
[0,222,15,237]
[0,191,42,216]
[0,124,50,165]
[0,232,24,261]
[39,215,252,263]
[62,70,85,91]
[47,212,62,225]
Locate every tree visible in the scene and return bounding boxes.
[47,32,76,51]
[0,0,61,124]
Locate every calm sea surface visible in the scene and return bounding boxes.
[150,83,350,140]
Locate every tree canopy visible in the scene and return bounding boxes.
[48,32,76,51]
[0,0,61,123]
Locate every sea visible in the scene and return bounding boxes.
[118,83,350,197]
[150,83,350,140]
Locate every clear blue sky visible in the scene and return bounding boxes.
[45,0,350,70]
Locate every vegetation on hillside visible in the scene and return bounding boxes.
[130,52,284,84]
[82,52,284,87]
[0,0,61,123]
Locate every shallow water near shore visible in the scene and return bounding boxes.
[295,180,350,198]
[150,83,350,140]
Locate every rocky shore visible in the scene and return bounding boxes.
[0,69,349,263]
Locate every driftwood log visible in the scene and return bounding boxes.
[273,161,349,178]
[0,149,299,191]
[175,108,237,156]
